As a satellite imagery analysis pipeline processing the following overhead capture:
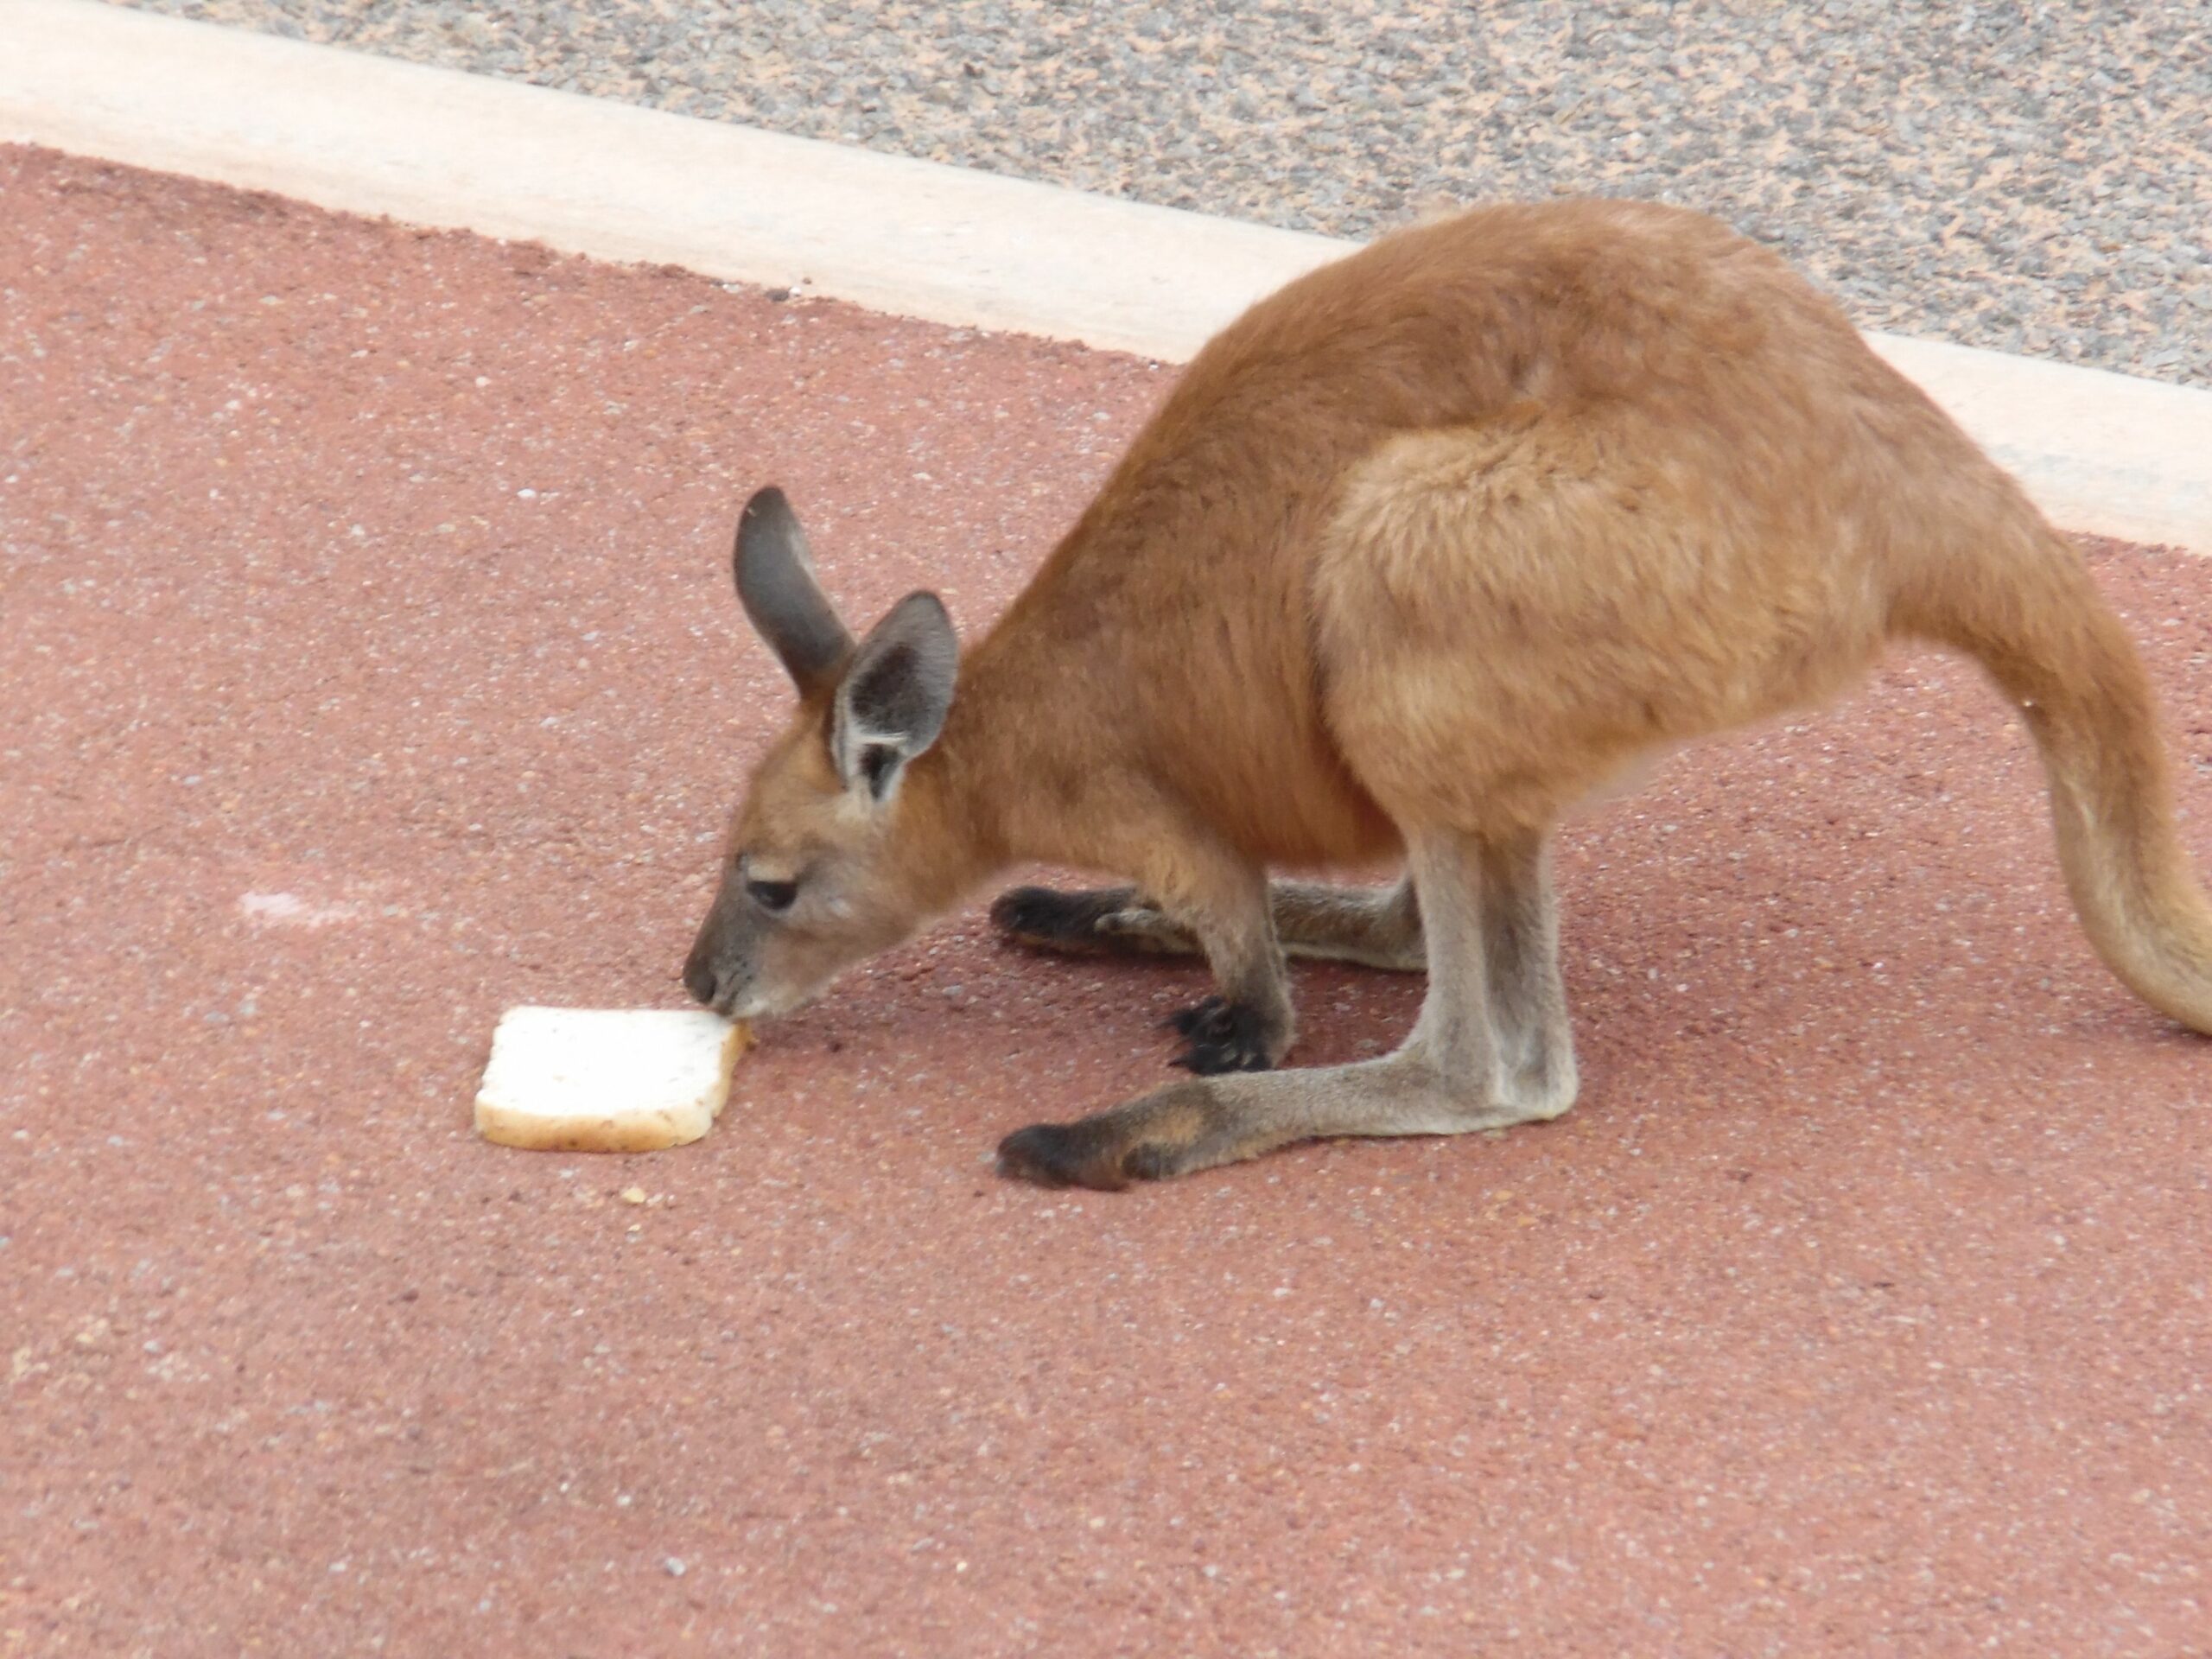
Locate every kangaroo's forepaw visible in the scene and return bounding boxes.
[1165,995,1281,1075]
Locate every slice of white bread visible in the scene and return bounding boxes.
[474,1007,752,1153]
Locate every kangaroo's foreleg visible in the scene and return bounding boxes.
[1138,844,1297,1075]
[996,829,1575,1189]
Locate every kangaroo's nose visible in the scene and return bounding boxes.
[683,946,720,1007]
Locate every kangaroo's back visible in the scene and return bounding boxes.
[967,200,1968,861]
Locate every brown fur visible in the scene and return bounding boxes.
[686,198,2212,1188]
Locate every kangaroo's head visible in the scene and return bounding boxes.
[683,487,961,1020]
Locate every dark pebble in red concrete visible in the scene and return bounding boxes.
[3,146,2210,1656]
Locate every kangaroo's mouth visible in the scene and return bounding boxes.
[716,988,770,1021]
[717,980,827,1024]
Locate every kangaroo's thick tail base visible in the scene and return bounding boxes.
[1911,524,2212,1033]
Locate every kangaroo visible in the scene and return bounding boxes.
[683,198,2212,1190]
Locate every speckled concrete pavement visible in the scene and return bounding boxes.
[106,0,2212,390]
[4,148,2211,1656]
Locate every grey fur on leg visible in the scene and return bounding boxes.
[988,885,1192,958]
[996,830,1577,1188]
[1475,833,1578,1117]
[991,876,1423,970]
[1272,876,1424,969]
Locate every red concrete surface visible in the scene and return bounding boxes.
[4,145,2210,1656]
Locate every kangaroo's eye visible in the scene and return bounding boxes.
[746,876,799,914]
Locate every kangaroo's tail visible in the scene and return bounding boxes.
[1906,511,2212,1033]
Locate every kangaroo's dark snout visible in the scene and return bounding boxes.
[683,938,720,1007]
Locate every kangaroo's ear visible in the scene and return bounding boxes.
[831,592,958,803]
[734,486,854,697]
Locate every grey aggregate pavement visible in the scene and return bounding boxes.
[111,1,2211,386]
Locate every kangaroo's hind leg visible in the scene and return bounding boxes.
[990,876,1424,970]
[995,828,1573,1189]
[1475,832,1576,1117]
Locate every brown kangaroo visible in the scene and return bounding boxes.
[683,199,2212,1190]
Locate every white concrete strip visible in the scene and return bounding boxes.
[0,0,1348,362]
[3,0,2206,551]
[1860,334,2212,554]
